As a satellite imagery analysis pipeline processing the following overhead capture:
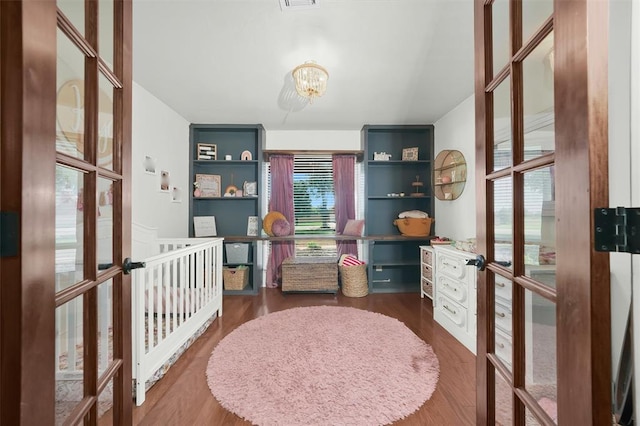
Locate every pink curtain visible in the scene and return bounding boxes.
[266,155,295,287]
[333,155,358,257]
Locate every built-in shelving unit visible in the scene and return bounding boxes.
[362,125,435,293]
[189,124,264,295]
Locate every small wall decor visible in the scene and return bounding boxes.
[402,147,419,161]
[241,150,253,161]
[224,185,239,197]
[247,216,259,236]
[195,174,221,198]
[433,149,467,201]
[159,170,170,192]
[171,186,182,203]
[197,143,217,160]
[373,152,392,161]
[243,181,257,197]
[143,155,157,174]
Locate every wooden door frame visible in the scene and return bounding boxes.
[474,0,611,424]
[1,0,58,423]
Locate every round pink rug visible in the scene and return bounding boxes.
[206,306,439,425]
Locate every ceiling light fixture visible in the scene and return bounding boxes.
[292,61,329,103]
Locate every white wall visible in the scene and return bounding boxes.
[433,95,476,241]
[266,130,360,150]
[132,83,190,237]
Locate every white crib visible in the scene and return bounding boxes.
[55,225,223,409]
[132,236,223,405]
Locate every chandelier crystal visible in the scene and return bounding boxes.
[292,61,329,103]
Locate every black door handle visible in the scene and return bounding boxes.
[98,263,114,271]
[123,257,146,275]
[466,255,486,271]
[465,255,512,271]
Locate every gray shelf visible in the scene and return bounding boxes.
[363,125,435,293]
[189,124,264,296]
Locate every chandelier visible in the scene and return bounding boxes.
[292,61,329,103]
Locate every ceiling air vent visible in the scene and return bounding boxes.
[279,0,319,12]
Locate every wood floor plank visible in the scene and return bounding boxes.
[102,289,476,425]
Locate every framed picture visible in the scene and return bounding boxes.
[159,170,170,192]
[197,143,217,161]
[193,216,217,237]
[195,174,221,198]
[171,186,182,203]
[402,147,419,161]
[143,155,157,174]
[243,181,257,197]
[247,216,259,236]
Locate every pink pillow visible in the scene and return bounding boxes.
[342,219,365,237]
[271,218,291,236]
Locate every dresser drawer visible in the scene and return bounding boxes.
[421,278,433,298]
[495,299,512,334]
[495,276,512,304]
[436,294,467,329]
[421,249,433,265]
[495,327,512,368]
[437,253,469,280]
[437,275,467,305]
[422,264,433,280]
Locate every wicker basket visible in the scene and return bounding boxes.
[339,264,368,297]
[223,266,249,290]
[282,257,338,292]
[393,217,434,237]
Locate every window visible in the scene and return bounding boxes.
[267,155,337,257]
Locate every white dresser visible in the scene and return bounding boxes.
[419,245,434,300]
[433,245,477,354]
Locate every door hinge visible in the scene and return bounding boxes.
[594,207,640,254]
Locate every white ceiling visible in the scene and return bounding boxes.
[133,0,475,130]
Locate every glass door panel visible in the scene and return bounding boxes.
[56,29,86,160]
[525,288,557,407]
[97,176,114,271]
[98,73,115,171]
[55,297,84,425]
[495,368,514,425]
[524,166,556,286]
[97,279,114,378]
[98,0,115,69]
[494,274,513,372]
[494,176,513,268]
[493,76,513,171]
[523,32,555,158]
[57,0,84,36]
[56,165,85,291]
[492,0,510,76]
[522,0,553,43]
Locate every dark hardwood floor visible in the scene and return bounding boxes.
[109,289,476,425]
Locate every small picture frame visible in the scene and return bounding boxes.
[143,155,157,174]
[402,147,419,161]
[243,181,257,197]
[197,143,217,161]
[195,174,221,198]
[159,170,170,192]
[171,186,182,203]
[247,216,259,236]
[193,216,217,237]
